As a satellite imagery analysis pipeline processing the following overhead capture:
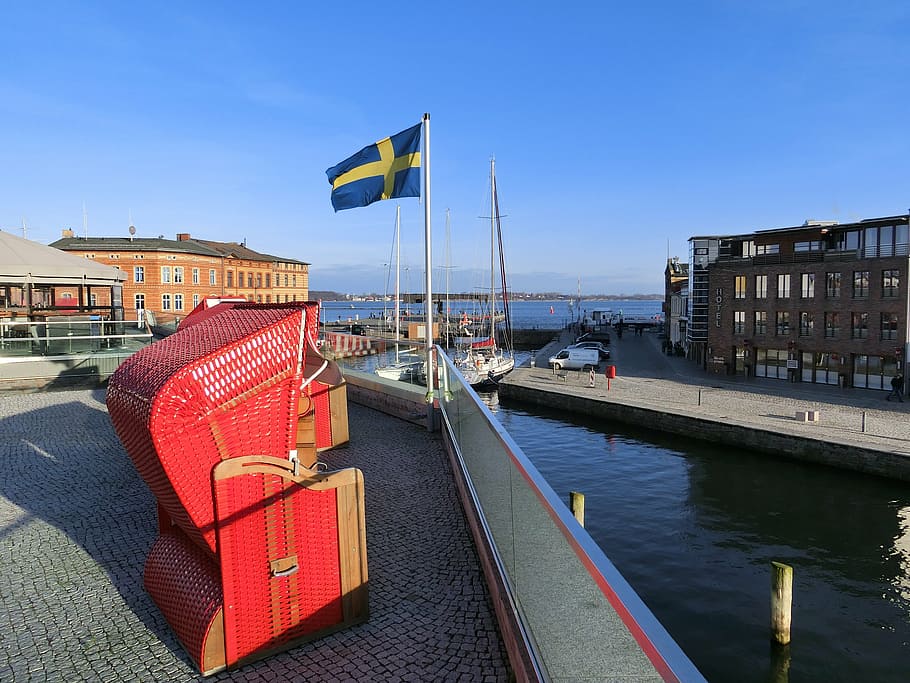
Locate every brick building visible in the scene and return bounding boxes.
[51,231,309,323]
[686,214,910,391]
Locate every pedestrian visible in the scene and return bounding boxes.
[588,367,596,388]
[887,374,904,402]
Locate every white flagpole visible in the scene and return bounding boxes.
[422,112,434,407]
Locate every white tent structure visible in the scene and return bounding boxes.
[0,230,126,316]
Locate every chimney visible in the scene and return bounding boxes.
[61,228,75,238]
[177,233,191,241]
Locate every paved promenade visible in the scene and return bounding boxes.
[0,390,509,682]
[523,328,910,459]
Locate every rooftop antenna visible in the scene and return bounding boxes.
[82,202,88,239]
[128,210,136,241]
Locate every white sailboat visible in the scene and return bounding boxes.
[456,158,515,387]
[375,205,426,383]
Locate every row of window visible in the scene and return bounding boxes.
[734,270,900,300]
[134,292,303,311]
[132,267,304,289]
[225,271,299,289]
[733,310,899,340]
[134,266,219,286]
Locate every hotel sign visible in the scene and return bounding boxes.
[714,287,723,328]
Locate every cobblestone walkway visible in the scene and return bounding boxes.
[0,389,509,682]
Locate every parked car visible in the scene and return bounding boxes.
[548,347,600,371]
[568,341,610,360]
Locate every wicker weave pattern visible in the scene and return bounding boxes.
[144,531,224,672]
[214,466,343,665]
[108,307,305,554]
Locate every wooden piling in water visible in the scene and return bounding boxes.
[771,561,793,645]
[570,491,585,527]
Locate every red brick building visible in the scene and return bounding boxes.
[686,214,910,390]
[51,231,309,323]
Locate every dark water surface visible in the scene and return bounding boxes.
[491,400,910,683]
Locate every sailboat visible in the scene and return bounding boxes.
[375,206,426,383]
[456,158,515,387]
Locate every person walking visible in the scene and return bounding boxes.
[887,373,904,402]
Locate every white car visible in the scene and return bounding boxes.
[567,341,610,360]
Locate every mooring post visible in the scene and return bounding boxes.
[569,491,585,527]
[861,411,866,433]
[698,388,702,406]
[771,561,793,645]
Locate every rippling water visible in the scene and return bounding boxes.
[490,401,910,683]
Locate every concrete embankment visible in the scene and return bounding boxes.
[500,329,910,482]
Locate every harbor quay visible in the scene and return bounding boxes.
[506,327,910,481]
[0,389,510,682]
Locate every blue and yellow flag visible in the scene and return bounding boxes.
[326,123,422,211]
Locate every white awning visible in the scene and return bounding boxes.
[0,230,126,287]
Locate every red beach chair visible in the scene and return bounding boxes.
[107,303,367,675]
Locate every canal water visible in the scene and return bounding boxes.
[488,399,910,683]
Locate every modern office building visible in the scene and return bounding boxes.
[51,231,309,323]
[685,214,910,391]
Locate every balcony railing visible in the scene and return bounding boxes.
[0,317,153,358]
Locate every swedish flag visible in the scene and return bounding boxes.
[326,123,422,211]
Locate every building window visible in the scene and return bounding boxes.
[265,274,271,288]
[754,311,767,335]
[256,273,263,288]
[799,312,814,337]
[284,274,289,287]
[881,313,899,340]
[209,269,216,285]
[133,254,144,259]
[238,271,244,287]
[800,273,815,299]
[754,275,767,299]
[794,241,822,252]
[134,293,145,310]
[247,274,253,288]
[193,293,200,308]
[109,254,120,260]
[227,271,234,288]
[134,266,145,283]
[161,266,172,284]
[174,267,184,284]
[266,295,271,303]
[825,272,840,298]
[777,274,790,299]
[776,311,790,335]
[192,268,200,285]
[174,293,184,311]
[853,270,870,298]
[883,269,900,298]
[824,312,839,338]
[757,244,780,255]
[292,275,297,288]
[734,276,746,299]
[851,312,868,339]
[162,294,172,311]
[734,311,745,334]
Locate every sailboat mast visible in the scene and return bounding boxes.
[490,157,496,342]
[394,205,401,359]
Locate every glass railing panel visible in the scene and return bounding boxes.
[0,319,153,358]
[436,349,704,682]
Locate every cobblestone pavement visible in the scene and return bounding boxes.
[527,328,910,455]
[0,389,510,682]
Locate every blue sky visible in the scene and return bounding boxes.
[2,2,908,295]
